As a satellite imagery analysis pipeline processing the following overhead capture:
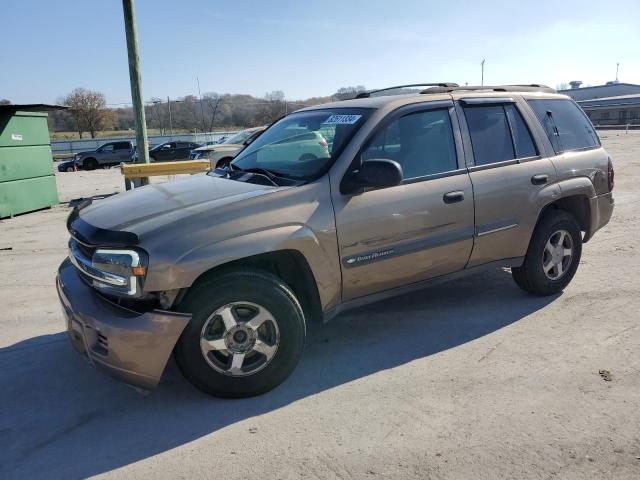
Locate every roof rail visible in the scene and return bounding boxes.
[355,83,459,99]
[420,84,556,94]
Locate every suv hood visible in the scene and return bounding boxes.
[193,144,241,153]
[76,149,98,156]
[77,175,284,240]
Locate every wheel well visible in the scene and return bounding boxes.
[216,157,234,168]
[180,250,324,323]
[539,195,591,234]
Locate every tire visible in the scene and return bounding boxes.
[65,166,75,172]
[174,268,306,398]
[216,157,233,169]
[512,209,582,296]
[83,158,98,170]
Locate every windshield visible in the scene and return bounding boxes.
[231,108,371,179]
[224,130,255,145]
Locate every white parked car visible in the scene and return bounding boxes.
[190,127,266,168]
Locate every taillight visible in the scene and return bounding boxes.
[607,157,614,192]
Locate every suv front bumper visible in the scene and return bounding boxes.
[56,258,191,390]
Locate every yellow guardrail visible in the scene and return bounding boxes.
[121,160,212,189]
[120,160,211,179]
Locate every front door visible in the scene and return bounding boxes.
[332,104,475,301]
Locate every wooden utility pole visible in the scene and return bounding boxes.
[122,0,150,186]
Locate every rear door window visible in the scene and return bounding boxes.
[463,106,514,165]
[504,104,537,158]
[463,103,539,165]
[527,99,599,153]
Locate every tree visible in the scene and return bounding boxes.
[255,90,286,125]
[333,85,366,100]
[0,99,11,105]
[62,88,115,138]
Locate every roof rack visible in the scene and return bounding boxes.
[354,83,459,99]
[420,84,556,94]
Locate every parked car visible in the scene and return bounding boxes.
[74,141,134,170]
[57,159,77,172]
[58,84,614,398]
[150,141,201,162]
[189,127,266,168]
[131,141,201,163]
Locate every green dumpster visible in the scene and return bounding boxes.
[0,104,63,218]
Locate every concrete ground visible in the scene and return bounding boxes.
[0,133,638,479]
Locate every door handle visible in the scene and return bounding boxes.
[443,191,465,204]
[531,174,549,185]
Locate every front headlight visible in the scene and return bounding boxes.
[92,249,147,296]
[68,239,147,297]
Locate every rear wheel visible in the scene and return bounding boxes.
[83,158,98,170]
[512,210,582,296]
[174,269,306,398]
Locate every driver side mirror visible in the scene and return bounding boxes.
[343,159,403,194]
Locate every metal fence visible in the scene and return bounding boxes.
[51,130,240,155]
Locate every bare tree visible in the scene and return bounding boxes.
[62,88,115,138]
[0,99,11,105]
[333,85,366,100]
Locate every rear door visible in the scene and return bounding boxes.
[332,101,475,300]
[456,97,558,267]
[176,142,193,160]
[114,142,132,162]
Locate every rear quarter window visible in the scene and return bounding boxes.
[527,99,600,153]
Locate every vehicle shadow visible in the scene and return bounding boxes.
[0,267,559,479]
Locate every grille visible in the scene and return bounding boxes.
[95,332,109,355]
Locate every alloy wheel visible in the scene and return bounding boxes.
[199,301,280,376]
[542,229,574,280]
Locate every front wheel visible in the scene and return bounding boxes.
[174,269,306,398]
[83,158,98,170]
[512,210,582,296]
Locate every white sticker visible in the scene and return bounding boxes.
[323,114,362,125]
[11,133,23,141]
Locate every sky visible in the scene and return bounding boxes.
[1,0,639,105]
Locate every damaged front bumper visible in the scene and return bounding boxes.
[56,258,191,390]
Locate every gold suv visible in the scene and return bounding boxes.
[58,83,614,398]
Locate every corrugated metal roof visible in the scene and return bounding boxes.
[579,94,640,108]
[0,104,67,113]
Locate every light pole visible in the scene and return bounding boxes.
[122,0,150,189]
[481,59,485,86]
[151,100,163,134]
[167,96,173,135]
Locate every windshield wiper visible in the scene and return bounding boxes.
[236,165,301,181]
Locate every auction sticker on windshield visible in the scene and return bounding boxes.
[323,114,362,125]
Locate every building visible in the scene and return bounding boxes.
[558,82,640,126]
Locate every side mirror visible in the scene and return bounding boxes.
[355,159,403,189]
